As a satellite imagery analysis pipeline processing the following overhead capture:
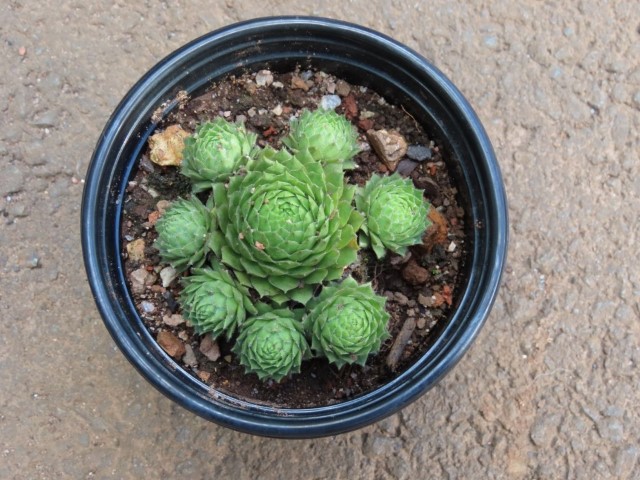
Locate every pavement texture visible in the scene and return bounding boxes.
[1,1,639,478]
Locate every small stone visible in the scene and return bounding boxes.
[255,70,274,87]
[223,355,232,363]
[162,291,179,313]
[182,344,198,367]
[244,81,257,95]
[271,81,284,89]
[335,80,351,97]
[130,268,156,293]
[148,125,189,166]
[291,75,311,91]
[126,239,146,262]
[140,301,155,313]
[366,129,408,172]
[396,159,419,176]
[157,331,186,359]
[271,104,283,116]
[342,94,358,119]
[200,335,221,361]
[18,46,26,56]
[163,314,185,327]
[235,114,246,124]
[386,317,417,370]
[27,253,40,269]
[416,317,427,329]
[147,210,160,225]
[402,259,429,285]
[196,370,211,382]
[139,156,155,173]
[447,241,457,252]
[393,292,409,305]
[159,266,178,287]
[418,294,430,307]
[155,200,171,214]
[407,144,432,162]
[319,95,341,110]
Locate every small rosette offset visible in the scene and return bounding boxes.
[181,118,257,191]
[356,173,431,258]
[179,264,257,339]
[154,196,213,271]
[304,277,390,368]
[282,108,360,169]
[233,309,310,382]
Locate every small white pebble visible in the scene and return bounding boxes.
[141,301,155,313]
[447,241,457,252]
[271,104,283,116]
[255,69,274,87]
[271,81,284,89]
[320,95,341,110]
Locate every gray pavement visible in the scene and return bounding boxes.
[1,1,639,478]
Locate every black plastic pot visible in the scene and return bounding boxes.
[82,16,507,438]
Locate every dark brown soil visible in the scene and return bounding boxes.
[121,68,468,408]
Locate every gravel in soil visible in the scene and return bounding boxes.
[121,68,468,408]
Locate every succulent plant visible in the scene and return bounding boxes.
[282,108,360,168]
[179,263,257,339]
[154,196,213,271]
[304,276,390,368]
[355,173,431,258]
[180,118,257,192]
[209,146,363,304]
[233,308,310,382]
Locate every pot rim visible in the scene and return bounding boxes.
[82,16,508,438]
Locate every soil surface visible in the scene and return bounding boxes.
[121,69,467,407]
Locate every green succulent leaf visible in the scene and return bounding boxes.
[154,196,213,271]
[282,109,360,168]
[233,308,310,382]
[179,263,257,339]
[209,146,361,303]
[304,277,390,368]
[181,118,257,192]
[355,173,431,258]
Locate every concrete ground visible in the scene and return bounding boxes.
[1,1,638,478]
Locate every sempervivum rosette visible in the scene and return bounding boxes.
[209,147,363,304]
[232,309,310,382]
[154,196,213,271]
[180,118,257,192]
[179,263,257,339]
[304,276,390,368]
[355,173,431,259]
[282,108,360,169]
